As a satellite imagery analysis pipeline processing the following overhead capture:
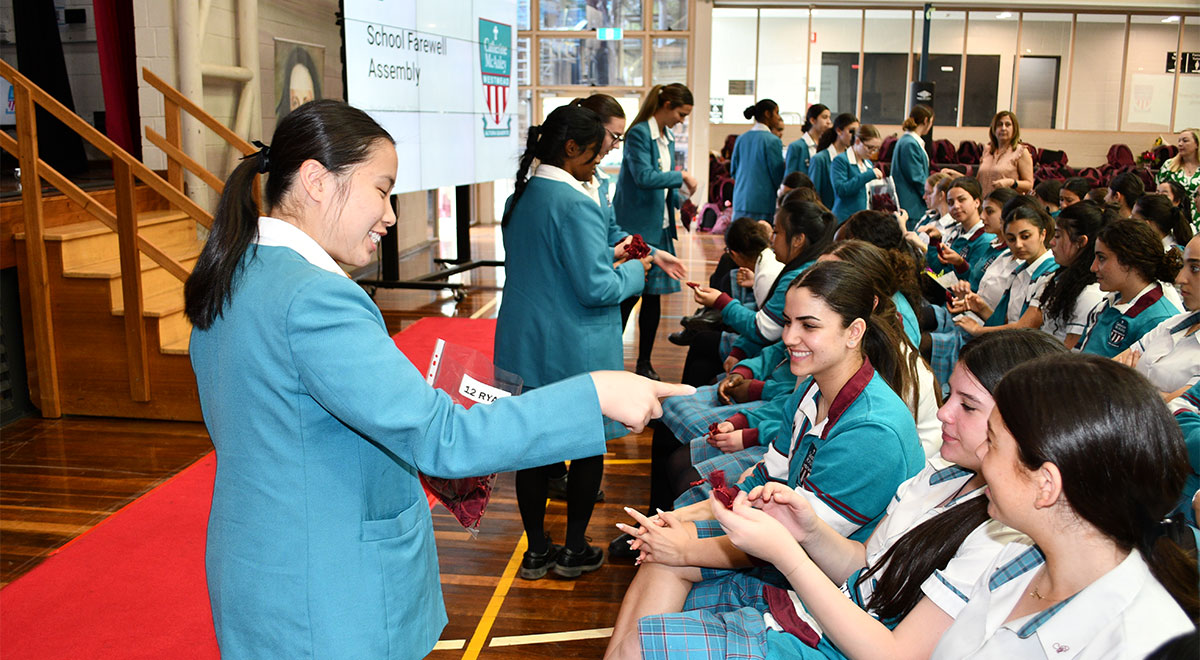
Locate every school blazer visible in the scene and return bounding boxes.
[808,148,836,210]
[730,129,786,220]
[785,137,815,176]
[830,150,878,222]
[892,132,930,221]
[612,120,683,247]
[495,177,645,387]
[190,246,608,659]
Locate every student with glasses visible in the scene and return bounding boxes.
[829,124,884,224]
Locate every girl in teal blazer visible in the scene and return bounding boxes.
[730,99,786,221]
[784,103,830,176]
[495,104,649,578]
[184,101,689,660]
[892,105,934,221]
[830,124,884,223]
[808,112,859,210]
[613,83,698,379]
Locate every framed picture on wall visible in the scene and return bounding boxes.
[274,38,325,126]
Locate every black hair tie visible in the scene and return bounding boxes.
[243,139,270,173]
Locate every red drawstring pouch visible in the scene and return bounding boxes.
[626,234,651,259]
[691,469,740,509]
[419,339,523,536]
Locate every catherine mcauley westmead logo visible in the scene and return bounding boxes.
[479,19,512,137]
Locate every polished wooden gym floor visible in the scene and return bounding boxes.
[0,221,724,658]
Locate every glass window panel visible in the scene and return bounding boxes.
[652,37,687,85]
[1125,15,1183,132]
[1067,14,1125,130]
[652,0,687,31]
[964,11,1017,127]
[912,10,966,126]
[1015,13,1071,129]
[541,93,645,170]
[711,8,758,124]
[757,9,809,124]
[539,0,642,32]
[539,37,643,86]
[809,8,862,115]
[1174,18,1200,131]
[518,0,530,31]
[518,88,534,145]
[861,9,913,125]
[516,37,531,86]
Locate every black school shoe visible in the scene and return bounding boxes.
[518,535,564,580]
[553,544,605,578]
[547,474,604,503]
[607,532,640,560]
[635,361,660,381]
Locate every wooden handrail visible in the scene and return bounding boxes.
[145,127,225,194]
[143,67,256,155]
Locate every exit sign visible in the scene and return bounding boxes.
[597,28,623,40]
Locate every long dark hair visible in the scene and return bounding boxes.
[726,217,770,256]
[1003,204,1055,250]
[185,100,393,330]
[836,212,923,321]
[802,103,829,133]
[817,113,858,152]
[790,261,918,412]
[1159,180,1193,220]
[1097,218,1184,284]
[994,354,1199,621]
[1039,201,1111,325]
[1061,176,1091,201]
[860,329,1069,622]
[503,105,605,227]
[1136,193,1194,246]
[630,83,692,128]
[1108,171,1145,212]
[743,99,778,124]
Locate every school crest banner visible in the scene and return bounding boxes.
[479,19,512,137]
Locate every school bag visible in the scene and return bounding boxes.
[877,135,898,164]
[1076,167,1104,187]
[697,202,723,232]
[1106,144,1136,170]
[932,139,958,165]
[956,140,983,165]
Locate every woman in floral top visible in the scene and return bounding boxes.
[1156,128,1200,231]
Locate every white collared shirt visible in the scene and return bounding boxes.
[533,163,598,205]
[801,132,818,158]
[1033,282,1104,342]
[1132,310,1200,391]
[1006,250,1057,323]
[932,544,1193,659]
[253,216,347,277]
[648,116,674,229]
[976,247,1017,311]
[752,248,784,308]
[750,121,771,133]
[845,144,868,174]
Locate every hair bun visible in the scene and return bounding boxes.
[744,105,756,120]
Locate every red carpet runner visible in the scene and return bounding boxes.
[0,317,496,659]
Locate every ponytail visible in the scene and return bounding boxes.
[630,83,693,129]
[817,113,858,152]
[185,100,393,330]
[571,93,625,123]
[1135,193,1194,247]
[901,104,933,132]
[502,105,605,227]
[744,99,779,124]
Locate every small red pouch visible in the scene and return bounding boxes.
[686,281,701,289]
[708,470,739,509]
[626,234,651,259]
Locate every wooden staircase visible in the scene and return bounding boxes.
[1,60,256,421]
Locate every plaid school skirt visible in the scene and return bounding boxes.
[645,238,681,295]
[929,306,967,397]
[661,385,767,445]
[637,568,781,660]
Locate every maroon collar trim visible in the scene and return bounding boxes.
[1124,284,1164,319]
[822,358,875,439]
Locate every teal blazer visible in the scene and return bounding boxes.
[190,246,608,659]
[613,120,683,248]
[830,150,878,223]
[785,136,816,176]
[495,176,645,386]
[808,148,836,210]
[892,132,930,221]
[730,129,785,221]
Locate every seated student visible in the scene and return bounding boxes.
[1133,193,1194,254]
[809,114,860,211]
[915,171,957,232]
[836,211,927,348]
[1106,171,1144,219]
[1086,186,1109,204]
[924,177,998,291]
[786,104,831,176]
[1058,176,1091,208]
[1078,219,1183,357]
[608,330,1066,660]
[1156,179,1193,226]
[690,200,835,365]
[830,124,884,223]
[1033,179,1062,216]
[949,187,1023,307]
[779,171,816,206]
[1032,200,1112,348]
[954,206,1058,336]
[931,354,1197,659]
[1115,234,1200,399]
[1167,380,1200,526]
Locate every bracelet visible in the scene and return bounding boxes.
[1010,180,1019,189]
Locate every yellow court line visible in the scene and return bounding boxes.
[434,639,466,651]
[604,458,652,465]
[462,532,528,659]
[489,626,614,647]
[469,296,499,319]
